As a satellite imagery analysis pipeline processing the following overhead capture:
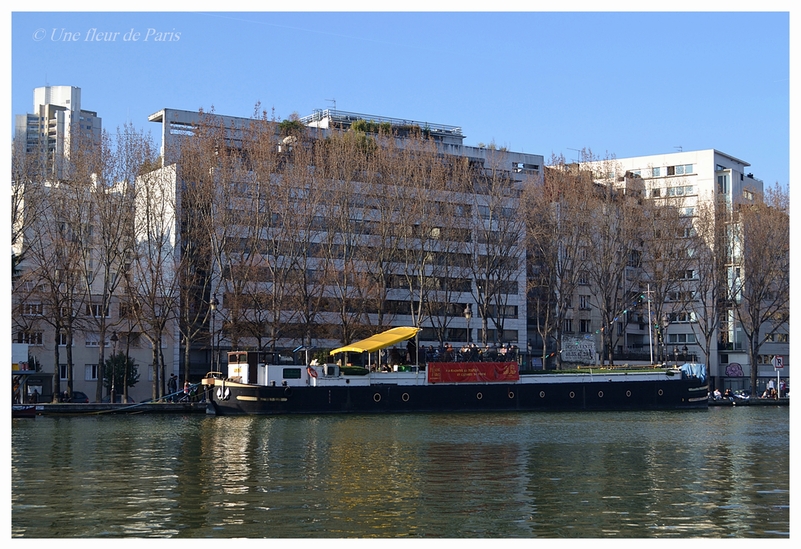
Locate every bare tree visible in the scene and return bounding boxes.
[356,129,404,332]
[228,114,298,352]
[639,180,698,365]
[281,135,333,352]
[128,163,180,400]
[525,155,595,369]
[172,111,229,379]
[75,126,143,402]
[387,133,453,361]
[465,149,527,346]
[687,199,729,383]
[14,183,88,401]
[583,156,646,366]
[314,129,381,344]
[730,183,790,392]
[12,136,47,278]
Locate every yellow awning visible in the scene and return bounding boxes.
[329,327,420,355]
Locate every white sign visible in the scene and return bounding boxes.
[772,355,784,369]
[562,336,596,365]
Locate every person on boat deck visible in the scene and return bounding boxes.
[444,343,454,361]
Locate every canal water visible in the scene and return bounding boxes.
[11,407,789,538]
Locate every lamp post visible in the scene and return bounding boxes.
[110,331,119,404]
[527,340,533,370]
[210,293,219,371]
[464,304,472,344]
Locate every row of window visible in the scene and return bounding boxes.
[57,363,140,382]
[21,303,111,317]
[651,184,695,198]
[649,164,694,178]
[16,331,141,347]
[562,316,701,339]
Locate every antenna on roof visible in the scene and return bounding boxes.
[567,148,582,163]
[326,98,336,111]
[674,146,683,152]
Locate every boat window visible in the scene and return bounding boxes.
[283,368,302,379]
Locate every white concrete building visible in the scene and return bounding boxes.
[145,108,543,376]
[15,86,102,179]
[596,149,788,391]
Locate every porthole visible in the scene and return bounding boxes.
[539,391,546,398]
[476,392,483,400]
[373,393,381,402]
[658,389,664,396]
[626,390,632,397]
[508,391,515,399]
[569,391,576,399]
[401,392,410,402]
[598,391,604,398]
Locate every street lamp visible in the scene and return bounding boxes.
[210,293,219,371]
[464,304,472,344]
[527,340,533,370]
[110,331,119,404]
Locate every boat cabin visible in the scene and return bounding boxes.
[226,351,337,387]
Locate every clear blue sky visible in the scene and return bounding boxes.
[9,7,792,188]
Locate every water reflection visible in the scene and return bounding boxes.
[11,407,789,538]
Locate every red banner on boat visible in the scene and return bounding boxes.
[427,362,519,383]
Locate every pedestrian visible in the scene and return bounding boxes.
[167,374,177,401]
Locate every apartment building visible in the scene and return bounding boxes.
[12,88,170,403]
[145,108,543,378]
[14,86,102,180]
[589,149,789,391]
[14,86,785,396]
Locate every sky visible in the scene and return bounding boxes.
[7,6,793,189]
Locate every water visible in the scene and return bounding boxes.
[11,407,789,538]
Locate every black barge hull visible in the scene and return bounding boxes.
[204,378,708,416]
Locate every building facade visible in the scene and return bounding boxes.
[590,150,789,392]
[12,87,171,404]
[13,87,786,398]
[14,86,102,180]
[145,108,543,378]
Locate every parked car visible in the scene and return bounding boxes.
[68,391,90,403]
[101,395,136,403]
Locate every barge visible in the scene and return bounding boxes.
[202,327,708,416]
